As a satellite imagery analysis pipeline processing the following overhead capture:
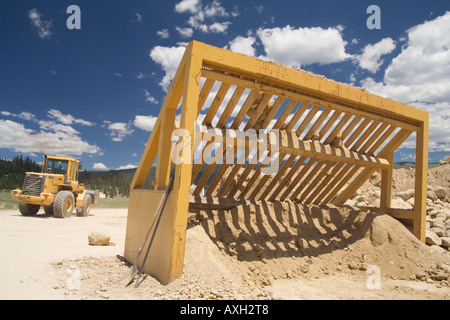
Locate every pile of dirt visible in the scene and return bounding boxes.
[190,200,450,288]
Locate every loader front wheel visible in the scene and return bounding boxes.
[18,201,40,216]
[53,191,74,218]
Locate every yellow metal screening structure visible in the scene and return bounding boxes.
[124,41,429,284]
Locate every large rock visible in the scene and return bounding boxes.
[440,237,450,248]
[395,189,415,201]
[433,186,447,200]
[88,232,111,246]
[425,229,442,246]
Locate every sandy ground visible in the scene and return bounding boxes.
[0,206,449,300]
[0,208,126,300]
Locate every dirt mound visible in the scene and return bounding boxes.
[190,200,450,289]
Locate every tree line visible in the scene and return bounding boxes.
[0,155,139,197]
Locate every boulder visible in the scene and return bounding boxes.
[88,232,111,246]
[425,229,442,246]
[395,189,415,201]
[440,237,450,248]
[434,187,447,200]
[427,190,437,201]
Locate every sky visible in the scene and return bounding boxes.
[0,0,449,171]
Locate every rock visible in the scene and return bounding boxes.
[429,245,446,254]
[331,137,343,148]
[348,263,359,270]
[434,187,448,199]
[406,197,415,206]
[427,190,437,201]
[440,237,450,248]
[425,230,442,246]
[391,197,412,209]
[431,272,448,281]
[395,189,415,201]
[430,227,444,237]
[88,232,110,246]
[311,131,320,141]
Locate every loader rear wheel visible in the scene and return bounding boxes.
[18,201,40,216]
[53,191,74,218]
[76,194,91,217]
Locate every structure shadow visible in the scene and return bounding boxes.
[193,200,378,262]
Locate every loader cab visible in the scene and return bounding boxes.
[42,156,79,182]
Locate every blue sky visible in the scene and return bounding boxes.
[0,0,449,170]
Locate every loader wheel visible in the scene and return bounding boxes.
[18,201,40,216]
[76,194,91,217]
[53,191,75,218]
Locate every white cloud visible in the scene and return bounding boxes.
[27,8,53,39]
[175,26,194,38]
[134,115,157,132]
[157,29,170,39]
[0,119,99,157]
[106,122,134,142]
[132,12,142,23]
[203,1,229,18]
[1,111,36,121]
[176,0,232,35]
[93,163,108,170]
[357,37,396,73]
[361,12,450,104]
[227,35,256,57]
[116,164,138,170]
[360,12,450,153]
[136,71,148,79]
[149,45,186,91]
[257,25,352,67]
[208,21,230,34]
[47,109,95,127]
[144,89,158,104]
[175,0,201,14]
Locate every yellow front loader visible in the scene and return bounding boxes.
[11,155,97,218]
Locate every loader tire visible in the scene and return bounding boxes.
[18,201,40,216]
[76,194,91,217]
[53,191,75,218]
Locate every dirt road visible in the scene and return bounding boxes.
[0,208,126,299]
[1,207,449,300]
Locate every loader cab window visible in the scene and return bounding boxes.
[45,159,69,175]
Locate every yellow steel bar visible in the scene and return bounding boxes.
[413,119,428,242]
[303,108,332,140]
[198,41,428,126]
[155,107,176,190]
[169,42,203,282]
[332,128,412,205]
[278,158,315,201]
[380,152,394,211]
